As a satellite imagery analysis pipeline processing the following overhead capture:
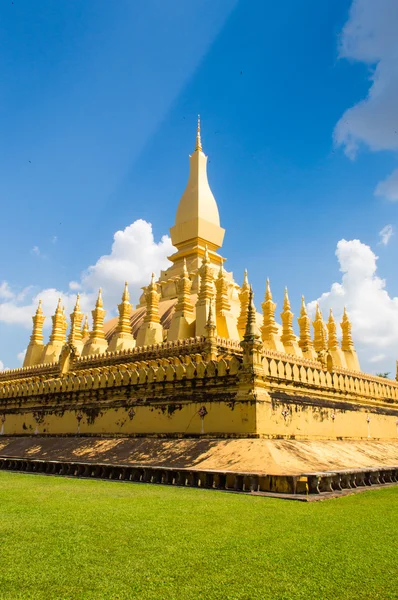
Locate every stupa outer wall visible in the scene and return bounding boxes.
[0,340,398,441]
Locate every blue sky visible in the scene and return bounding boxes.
[1,0,398,373]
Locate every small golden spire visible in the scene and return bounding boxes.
[261,279,278,341]
[82,315,90,338]
[30,299,45,344]
[114,282,133,336]
[313,303,327,353]
[237,269,250,338]
[174,259,194,317]
[49,298,66,344]
[327,309,339,351]
[143,273,160,324]
[23,299,46,367]
[341,306,354,351]
[216,258,231,316]
[90,290,106,340]
[280,287,296,346]
[195,114,202,152]
[298,295,314,354]
[68,294,83,346]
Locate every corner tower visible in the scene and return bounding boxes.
[168,117,225,277]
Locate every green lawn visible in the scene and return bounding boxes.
[0,473,397,600]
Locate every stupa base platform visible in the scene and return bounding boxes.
[0,437,397,498]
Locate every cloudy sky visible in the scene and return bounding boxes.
[0,0,398,375]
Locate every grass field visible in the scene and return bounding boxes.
[0,472,397,600]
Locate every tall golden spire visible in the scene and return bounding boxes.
[108,282,135,352]
[23,300,46,367]
[168,117,225,278]
[237,269,250,339]
[136,274,163,346]
[82,289,108,356]
[280,288,301,355]
[297,296,316,359]
[313,304,327,354]
[261,279,284,351]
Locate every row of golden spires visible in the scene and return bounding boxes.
[23,249,359,370]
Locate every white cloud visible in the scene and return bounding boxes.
[334,0,398,198]
[17,350,26,363]
[309,238,398,374]
[379,224,394,246]
[369,354,386,364]
[0,360,4,371]
[81,219,173,308]
[375,169,398,202]
[51,236,58,244]
[0,220,173,335]
[0,282,14,300]
[31,246,41,256]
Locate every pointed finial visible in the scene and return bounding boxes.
[300,295,307,316]
[151,272,156,285]
[283,287,290,310]
[74,293,81,311]
[196,114,202,152]
[315,303,322,319]
[56,297,62,311]
[36,299,43,315]
[96,288,103,308]
[265,278,272,301]
[243,269,248,286]
[122,281,130,302]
